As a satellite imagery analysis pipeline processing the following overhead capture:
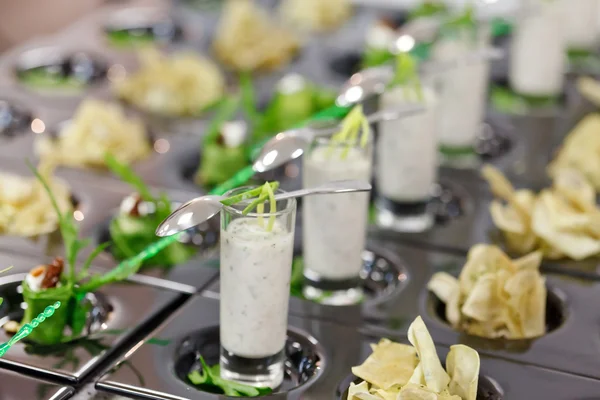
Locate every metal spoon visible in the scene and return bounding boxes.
[155,179,372,236]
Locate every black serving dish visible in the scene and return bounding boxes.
[97,296,327,400]
[15,47,108,93]
[0,368,74,400]
[360,244,600,380]
[334,341,600,400]
[0,255,186,384]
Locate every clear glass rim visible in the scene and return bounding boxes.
[222,185,296,217]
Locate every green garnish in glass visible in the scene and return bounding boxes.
[389,52,424,102]
[327,105,371,160]
[187,355,273,397]
[105,153,197,267]
[220,181,279,232]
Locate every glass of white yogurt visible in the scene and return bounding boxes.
[302,134,373,305]
[509,0,566,98]
[219,187,297,389]
[562,0,599,52]
[431,26,491,166]
[375,84,439,232]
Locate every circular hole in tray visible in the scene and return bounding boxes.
[173,325,324,395]
[336,374,504,400]
[96,200,220,268]
[427,286,567,344]
[0,98,34,139]
[104,9,183,47]
[489,76,566,116]
[291,247,409,304]
[428,180,472,226]
[15,48,108,92]
[329,51,363,78]
[0,273,113,345]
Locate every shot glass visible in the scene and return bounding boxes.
[431,26,491,166]
[375,84,438,232]
[219,187,297,389]
[509,0,566,99]
[302,135,373,305]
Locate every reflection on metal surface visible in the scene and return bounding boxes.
[31,118,45,134]
[153,138,170,154]
[73,210,85,222]
[107,64,127,83]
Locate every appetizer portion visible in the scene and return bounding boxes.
[349,316,479,400]
[115,47,225,117]
[35,99,151,169]
[302,106,372,304]
[428,245,546,340]
[482,164,600,260]
[376,53,438,232]
[279,0,352,32]
[213,0,300,72]
[6,166,144,345]
[219,182,296,388]
[548,113,600,191]
[0,167,71,237]
[194,95,249,188]
[105,154,197,267]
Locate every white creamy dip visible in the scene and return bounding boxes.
[562,0,599,51]
[303,145,372,280]
[220,218,294,358]
[432,34,489,148]
[377,86,438,202]
[510,0,565,96]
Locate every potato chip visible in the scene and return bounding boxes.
[36,99,151,169]
[214,0,299,71]
[428,245,547,339]
[349,317,480,400]
[549,113,600,190]
[351,339,418,390]
[408,316,450,393]
[115,48,225,117]
[0,169,71,237]
[446,345,480,400]
[280,0,352,31]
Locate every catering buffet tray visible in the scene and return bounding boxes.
[95,295,600,400]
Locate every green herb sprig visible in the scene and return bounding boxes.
[187,355,272,397]
[220,182,280,232]
[389,52,424,102]
[27,161,143,294]
[327,105,371,160]
[439,3,477,42]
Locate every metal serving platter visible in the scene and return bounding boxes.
[0,368,74,400]
[183,237,600,380]
[0,252,188,384]
[95,295,600,400]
